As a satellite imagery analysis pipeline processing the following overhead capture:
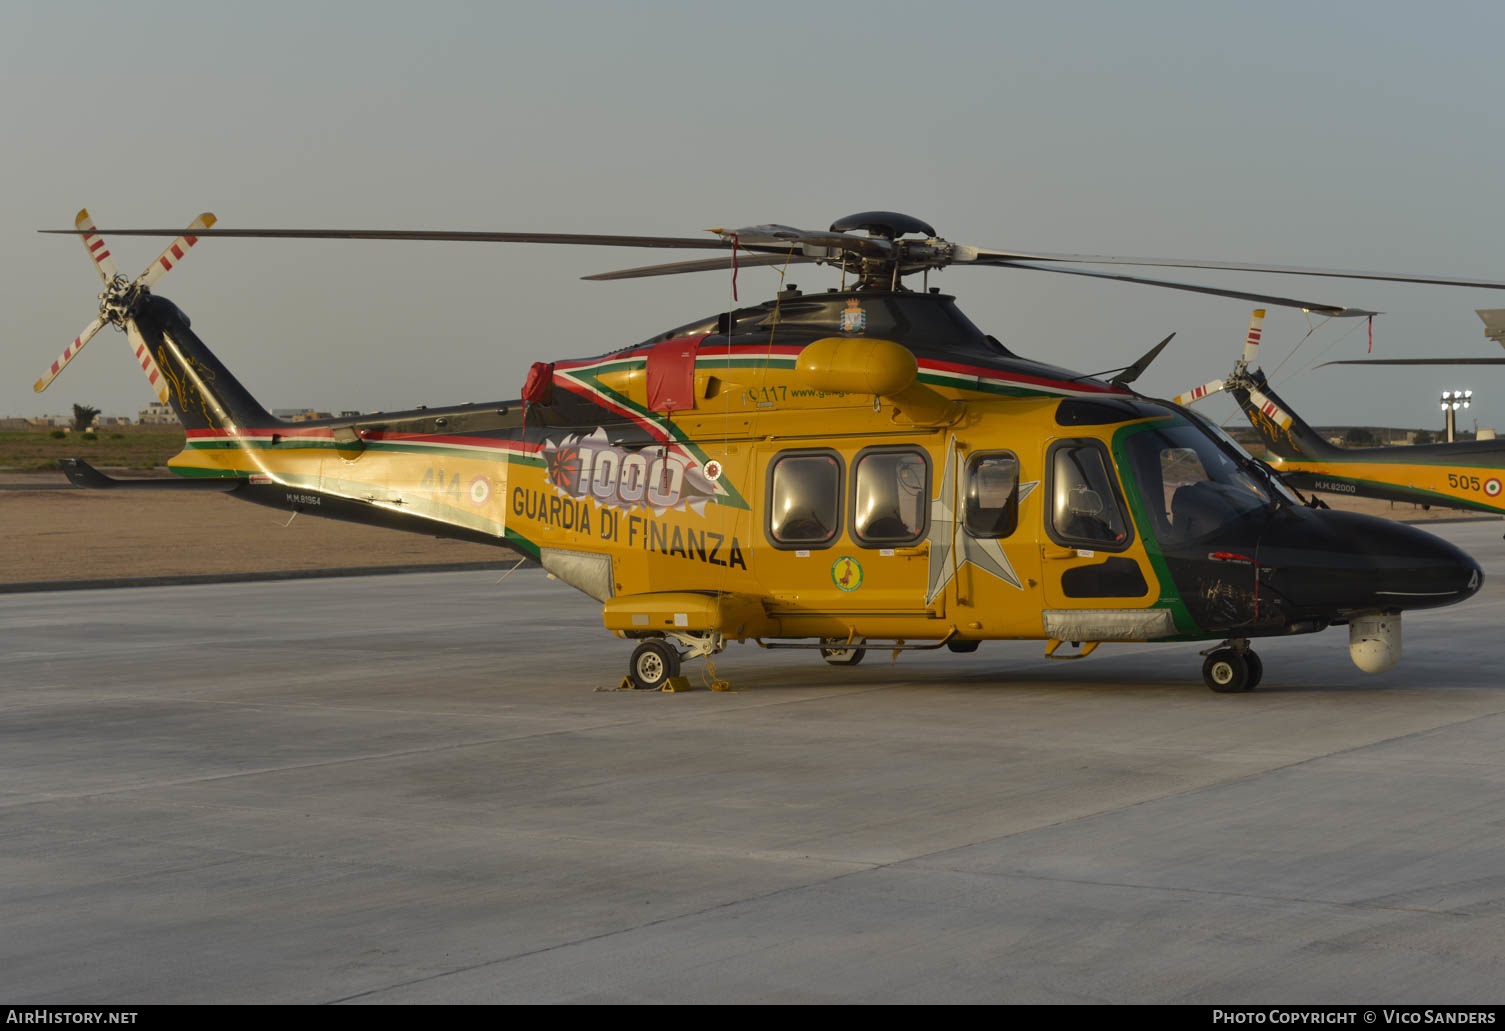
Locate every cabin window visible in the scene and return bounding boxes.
[1048,442,1132,549]
[852,448,929,546]
[964,452,1020,538]
[767,450,843,548]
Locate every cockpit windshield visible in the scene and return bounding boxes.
[1124,423,1274,543]
[1183,408,1301,506]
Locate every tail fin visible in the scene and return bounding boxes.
[131,294,276,431]
[1229,371,1339,461]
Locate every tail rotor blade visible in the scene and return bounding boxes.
[75,209,119,283]
[1242,308,1266,366]
[138,213,216,289]
[125,322,170,404]
[1247,387,1294,431]
[34,317,105,393]
[1175,379,1225,406]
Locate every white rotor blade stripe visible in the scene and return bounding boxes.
[1242,308,1266,366]
[1247,388,1293,430]
[34,317,105,393]
[1174,379,1225,406]
[138,213,216,289]
[127,326,170,404]
[75,209,119,283]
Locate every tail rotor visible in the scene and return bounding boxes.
[34,209,216,405]
[1175,307,1296,432]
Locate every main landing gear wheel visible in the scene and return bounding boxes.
[1202,648,1258,693]
[629,640,681,690]
[819,639,866,666]
[1243,651,1264,691]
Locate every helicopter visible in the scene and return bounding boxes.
[35,209,1501,693]
[1179,309,1505,516]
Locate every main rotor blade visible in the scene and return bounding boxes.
[75,209,119,283]
[43,227,770,252]
[966,248,1505,292]
[35,317,105,393]
[138,213,217,289]
[583,253,819,281]
[1318,357,1505,367]
[980,259,1372,317]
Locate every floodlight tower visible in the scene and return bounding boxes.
[1441,389,1473,442]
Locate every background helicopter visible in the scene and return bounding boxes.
[36,210,1502,692]
[1179,310,1505,516]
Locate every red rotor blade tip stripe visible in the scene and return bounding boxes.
[138,213,216,288]
[34,317,104,393]
[1242,309,1266,365]
[75,208,119,283]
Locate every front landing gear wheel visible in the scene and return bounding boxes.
[819,639,866,666]
[629,640,680,690]
[1203,649,1252,693]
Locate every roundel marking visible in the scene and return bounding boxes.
[832,555,864,592]
[470,476,492,505]
[1485,477,1502,498]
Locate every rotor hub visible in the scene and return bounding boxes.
[98,274,145,328]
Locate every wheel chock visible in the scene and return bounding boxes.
[661,676,695,692]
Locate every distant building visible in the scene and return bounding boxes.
[138,402,178,425]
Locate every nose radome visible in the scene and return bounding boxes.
[1257,511,1482,613]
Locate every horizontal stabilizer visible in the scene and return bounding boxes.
[59,458,239,491]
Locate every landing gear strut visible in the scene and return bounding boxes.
[1201,639,1263,693]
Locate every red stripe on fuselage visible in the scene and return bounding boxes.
[555,340,1122,396]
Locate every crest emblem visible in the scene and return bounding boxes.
[840,298,867,334]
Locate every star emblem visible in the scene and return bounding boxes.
[925,439,1039,605]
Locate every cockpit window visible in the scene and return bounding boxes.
[768,451,843,547]
[1124,424,1272,542]
[853,449,928,545]
[1049,443,1132,548]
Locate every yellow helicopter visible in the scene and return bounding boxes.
[1178,309,1505,516]
[36,210,1502,692]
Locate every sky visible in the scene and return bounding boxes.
[4,0,1505,431]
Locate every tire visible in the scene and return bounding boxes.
[1244,651,1264,691]
[629,640,680,690]
[946,639,980,653]
[1202,648,1251,693]
[819,639,866,666]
